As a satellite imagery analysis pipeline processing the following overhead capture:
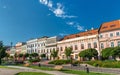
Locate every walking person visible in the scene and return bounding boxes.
[85,65,89,73]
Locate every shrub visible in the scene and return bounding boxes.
[72,61,80,64]
[80,60,120,68]
[29,59,40,62]
[48,60,71,65]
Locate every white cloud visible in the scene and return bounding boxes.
[76,25,84,31]
[59,33,68,36]
[39,0,48,5]
[39,0,76,19]
[66,21,84,31]
[47,13,51,16]
[53,3,65,17]
[66,22,74,25]
[48,1,53,8]
[39,0,84,31]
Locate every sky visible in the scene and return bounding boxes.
[0,0,120,45]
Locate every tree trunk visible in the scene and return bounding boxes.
[0,58,1,65]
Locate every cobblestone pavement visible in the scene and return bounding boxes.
[0,66,75,75]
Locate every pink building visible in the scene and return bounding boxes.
[99,20,120,51]
[57,29,100,60]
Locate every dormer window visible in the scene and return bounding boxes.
[102,26,108,29]
[67,37,69,39]
[110,24,116,27]
[76,35,79,37]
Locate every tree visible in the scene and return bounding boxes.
[24,53,29,58]
[40,54,46,59]
[79,50,88,58]
[79,48,98,60]
[65,47,72,59]
[18,54,24,58]
[0,41,7,65]
[88,48,98,59]
[51,49,58,60]
[24,53,29,59]
[111,46,120,59]
[30,53,39,59]
[101,47,114,59]
[6,53,10,60]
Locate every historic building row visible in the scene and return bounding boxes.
[57,20,120,60]
[10,20,120,60]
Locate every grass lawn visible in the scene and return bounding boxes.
[0,65,17,69]
[15,72,52,75]
[27,66,113,75]
[0,66,8,68]
[61,69,113,75]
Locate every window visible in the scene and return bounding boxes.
[102,26,108,29]
[81,44,84,49]
[57,47,59,50]
[47,49,48,53]
[70,46,73,50]
[116,32,120,36]
[118,41,120,47]
[94,42,97,48]
[110,24,116,27]
[88,43,91,48]
[60,47,63,51]
[111,42,114,47]
[62,55,65,59]
[100,35,103,38]
[101,43,104,49]
[105,34,108,37]
[35,49,37,53]
[75,54,78,60]
[38,50,40,53]
[110,33,113,37]
[75,45,78,50]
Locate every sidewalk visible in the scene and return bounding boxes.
[7,66,76,75]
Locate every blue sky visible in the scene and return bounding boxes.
[0,0,120,45]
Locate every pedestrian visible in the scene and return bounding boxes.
[85,65,89,73]
[38,62,41,67]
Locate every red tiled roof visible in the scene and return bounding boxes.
[63,29,98,40]
[99,20,120,33]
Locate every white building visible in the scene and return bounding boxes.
[45,36,61,60]
[27,38,38,54]
[37,36,48,55]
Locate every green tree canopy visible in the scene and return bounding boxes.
[18,54,24,57]
[101,47,114,59]
[0,41,7,65]
[40,54,46,58]
[65,47,72,59]
[79,48,98,60]
[24,53,29,58]
[111,46,120,58]
[30,53,39,58]
[51,49,58,60]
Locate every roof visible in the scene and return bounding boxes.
[63,29,98,40]
[99,20,120,33]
